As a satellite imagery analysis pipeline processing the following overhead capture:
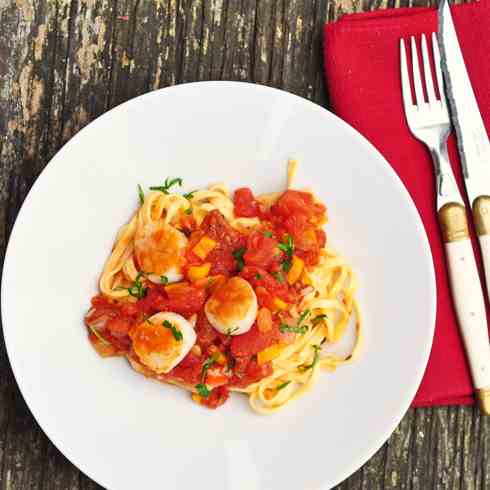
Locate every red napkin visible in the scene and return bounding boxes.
[324,1,490,407]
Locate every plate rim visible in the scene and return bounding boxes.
[1,80,437,490]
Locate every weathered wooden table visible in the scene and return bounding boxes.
[0,0,488,488]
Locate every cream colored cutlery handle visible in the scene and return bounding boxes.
[478,235,490,303]
[473,197,490,304]
[439,202,490,414]
[445,240,490,404]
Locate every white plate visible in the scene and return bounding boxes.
[1,82,436,490]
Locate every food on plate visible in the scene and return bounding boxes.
[84,161,362,413]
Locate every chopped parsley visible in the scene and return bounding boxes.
[272,271,284,283]
[278,234,294,273]
[127,272,148,299]
[232,247,246,271]
[160,275,169,285]
[280,324,308,334]
[278,234,294,257]
[163,320,183,341]
[200,354,218,382]
[312,314,327,326]
[298,309,311,325]
[279,310,310,334]
[88,325,110,344]
[276,380,292,391]
[149,177,183,194]
[195,383,210,398]
[263,230,273,238]
[185,207,193,215]
[255,273,262,280]
[226,326,239,336]
[137,184,145,205]
[299,345,322,372]
[183,190,196,200]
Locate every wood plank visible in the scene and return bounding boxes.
[0,0,488,489]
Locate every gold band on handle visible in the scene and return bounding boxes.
[477,388,490,416]
[472,196,490,236]
[438,203,469,243]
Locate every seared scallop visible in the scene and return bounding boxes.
[134,221,187,284]
[204,277,258,335]
[129,312,196,374]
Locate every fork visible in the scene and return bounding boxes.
[401,34,490,410]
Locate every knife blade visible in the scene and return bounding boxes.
[438,0,490,206]
[438,0,490,416]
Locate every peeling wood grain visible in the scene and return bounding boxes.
[0,1,488,490]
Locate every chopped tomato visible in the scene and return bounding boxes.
[135,286,166,314]
[195,312,229,349]
[205,370,229,387]
[234,187,260,217]
[240,266,297,304]
[106,316,133,335]
[230,322,281,357]
[165,284,206,316]
[195,210,247,274]
[230,356,273,388]
[243,231,279,269]
[166,351,202,385]
[272,189,326,220]
[120,302,140,317]
[202,386,229,409]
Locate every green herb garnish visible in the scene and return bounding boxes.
[299,345,322,372]
[88,325,110,344]
[298,309,311,325]
[185,207,193,215]
[280,324,308,334]
[263,231,273,238]
[278,235,294,257]
[255,273,262,280]
[272,271,284,283]
[160,275,169,285]
[226,326,240,336]
[183,190,196,200]
[279,309,310,334]
[200,354,218,382]
[276,380,292,391]
[232,247,246,271]
[278,235,294,273]
[163,320,183,341]
[127,272,148,299]
[312,314,327,326]
[149,177,183,194]
[195,383,211,398]
[137,184,145,205]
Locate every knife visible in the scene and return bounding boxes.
[438,0,490,415]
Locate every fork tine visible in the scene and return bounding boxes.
[421,34,436,105]
[410,36,425,106]
[400,39,414,110]
[432,32,446,103]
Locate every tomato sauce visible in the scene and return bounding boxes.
[86,187,326,409]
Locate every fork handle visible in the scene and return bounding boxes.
[439,203,490,415]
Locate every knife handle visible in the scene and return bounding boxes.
[473,196,490,298]
[439,203,490,415]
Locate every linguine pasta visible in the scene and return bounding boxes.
[85,161,361,413]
